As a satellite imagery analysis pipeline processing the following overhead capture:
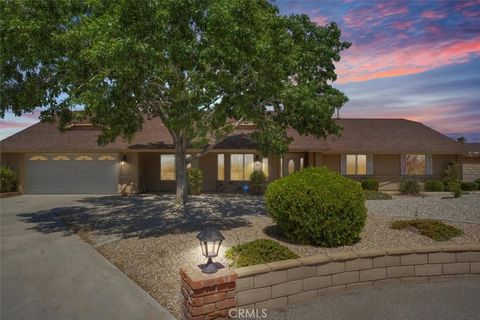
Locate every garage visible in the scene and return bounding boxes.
[26,153,118,194]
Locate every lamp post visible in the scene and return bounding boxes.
[196,227,225,274]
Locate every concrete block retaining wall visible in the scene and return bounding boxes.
[180,245,480,319]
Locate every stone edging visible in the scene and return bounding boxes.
[234,245,480,312]
[179,245,480,319]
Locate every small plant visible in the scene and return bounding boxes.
[442,162,460,191]
[424,179,445,192]
[0,166,18,193]
[399,178,421,195]
[265,167,367,247]
[474,178,480,190]
[187,168,203,195]
[449,181,462,198]
[361,178,379,191]
[250,171,266,195]
[225,239,299,268]
[391,219,463,241]
[460,182,478,191]
[364,190,392,200]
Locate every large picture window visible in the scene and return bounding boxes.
[346,154,367,175]
[230,154,254,181]
[160,155,175,180]
[406,154,425,175]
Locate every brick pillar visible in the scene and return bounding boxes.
[180,265,237,320]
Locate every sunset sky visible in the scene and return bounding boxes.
[1,0,479,141]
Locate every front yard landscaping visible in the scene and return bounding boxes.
[56,192,480,318]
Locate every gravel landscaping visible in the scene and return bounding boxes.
[54,193,480,319]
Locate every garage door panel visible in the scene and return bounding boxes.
[27,155,118,194]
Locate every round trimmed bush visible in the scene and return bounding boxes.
[265,167,367,247]
[250,171,266,195]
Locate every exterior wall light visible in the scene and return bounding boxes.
[196,227,225,274]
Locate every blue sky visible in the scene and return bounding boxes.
[1,0,479,141]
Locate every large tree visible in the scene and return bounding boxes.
[1,0,350,203]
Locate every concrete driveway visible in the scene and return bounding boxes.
[0,195,175,320]
[266,278,480,320]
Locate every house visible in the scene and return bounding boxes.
[1,118,476,194]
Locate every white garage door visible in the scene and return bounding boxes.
[26,154,118,194]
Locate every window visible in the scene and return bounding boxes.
[346,154,367,175]
[300,157,304,170]
[230,154,254,181]
[186,154,192,170]
[406,154,425,175]
[29,155,48,161]
[217,154,224,180]
[262,157,269,178]
[98,155,115,160]
[75,155,93,160]
[288,159,295,174]
[160,155,175,180]
[53,155,70,160]
[280,157,283,177]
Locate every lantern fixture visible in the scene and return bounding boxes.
[196,227,225,274]
[121,154,127,166]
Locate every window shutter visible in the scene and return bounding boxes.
[400,155,406,175]
[425,155,433,176]
[340,154,346,175]
[367,154,373,175]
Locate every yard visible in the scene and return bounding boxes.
[56,193,480,318]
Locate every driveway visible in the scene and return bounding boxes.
[266,279,480,320]
[0,195,175,320]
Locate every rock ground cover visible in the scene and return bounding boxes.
[56,193,480,318]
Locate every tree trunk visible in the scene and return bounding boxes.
[175,140,188,204]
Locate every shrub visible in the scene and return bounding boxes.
[0,166,18,193]
[442,162,460,191]
[187,168,203,195]
[250,171,266,195]
[424,179,444,192]
[265,167,367,247]
[364,190,392,200]
[399,178,421,195]
[460,182,478,191]
[475,178,480,190]
[361,178,379,191]
[225,239,298,268]
[391,219,463,241]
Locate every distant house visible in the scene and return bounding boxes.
[1,118,478,194]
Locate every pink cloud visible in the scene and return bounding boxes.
[393,20,415,30]
[336,38,480,83]
[421,11,447,19]
[343,4,408,28]
[0,121,31,129]
[312,15,329,25]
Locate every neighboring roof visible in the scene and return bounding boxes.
[0,117,467,154]
[464,143,480,156]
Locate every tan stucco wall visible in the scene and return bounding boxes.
[432,154,459,178]
[462,156,480,182]
[198,153,218,192]
[321,154,341,173]
[119,152,139,193]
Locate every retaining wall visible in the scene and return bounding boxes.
[180,245,480,319]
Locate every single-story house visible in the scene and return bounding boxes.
[1,118,478,194]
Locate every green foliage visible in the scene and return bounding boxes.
[424,179,445,192]
[1,0,351,202]
[475,178,480,190]
[364,190,392,200]
[225,239,298,268]
[250,171,266,195]
[460,182,478,191]
[361,178,379,191]
[442,162,460,191]
[187,168,203,195]
[0,166,18,193]
[399,178,421,195]
[391,219,463,241]
[265,167,367,247]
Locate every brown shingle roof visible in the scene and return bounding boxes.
[0,118,467,154]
